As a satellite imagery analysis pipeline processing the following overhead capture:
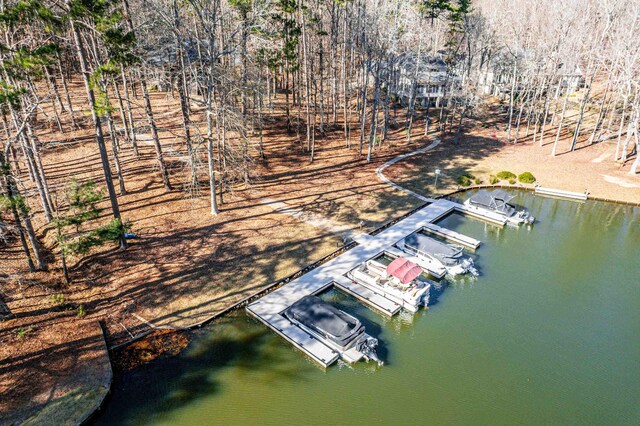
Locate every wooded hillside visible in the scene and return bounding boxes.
[1,0,638,277]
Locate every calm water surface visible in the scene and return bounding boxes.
[96,192,640,425]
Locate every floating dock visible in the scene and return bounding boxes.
[421,223,481,250]
[246,199,485,367]
[333,276,401,317]
[535,186,588,201]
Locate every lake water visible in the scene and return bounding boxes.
[95,192,640,425]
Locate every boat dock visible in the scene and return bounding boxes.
[246,198,487,367]
[535,186,588,201]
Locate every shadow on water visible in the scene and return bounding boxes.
[426,278,448,307]
[93,313,315,425]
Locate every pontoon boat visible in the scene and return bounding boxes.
[347,257,431,312]
[464,189,534,225]
[398,231,478,276]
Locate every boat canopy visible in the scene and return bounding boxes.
[284,295,364,347]
[386,258,422,284]
[468,189,517,216]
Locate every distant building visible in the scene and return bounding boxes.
[391,53,451,108]
[556,64,584,92]
[480,57,585,98]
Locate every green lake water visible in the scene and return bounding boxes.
[95,192,640,425]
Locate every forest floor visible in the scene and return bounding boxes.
[384,102,640,203]
[1,86,639,424]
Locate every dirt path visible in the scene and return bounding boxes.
[376,139,441,203]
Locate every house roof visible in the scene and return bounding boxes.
[395,53,447,83]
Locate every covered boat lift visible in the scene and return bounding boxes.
[403,232,466,266]
[400,231,478,276]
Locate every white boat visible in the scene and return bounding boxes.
[397,231,478,277]
[464,189,534,225]
[347,257,431,313]
[283,295,382,365]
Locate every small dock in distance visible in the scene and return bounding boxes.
[535,186,588,201]
[246,199,484,368]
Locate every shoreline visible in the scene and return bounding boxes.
[109,182,640,353]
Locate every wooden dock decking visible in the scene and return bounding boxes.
[246,198,494,367]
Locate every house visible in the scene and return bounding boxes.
[391,53,451,108]
[480,56,585,98]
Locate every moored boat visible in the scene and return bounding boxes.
[464,189,534,225]
[347,257,431,312]
[398,231,478,277]
[283,295,382,365]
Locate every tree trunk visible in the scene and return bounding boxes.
[121,67,139,155]
[140,72,172,191]
[176,62,198,191]
[43,66,64,132]
[206,83,219,215]
[70,18,127,250]
[0,151,35,272]
[615,96,628,161]
[57,54,78,129]
[112,79,131,145]
[359,57,369,158]
[539,81,560,146]
[552,88,570,156]
[367,61,380,163]
[506,60,518,143]
[570,66,598,151]
[103,84,126,195]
